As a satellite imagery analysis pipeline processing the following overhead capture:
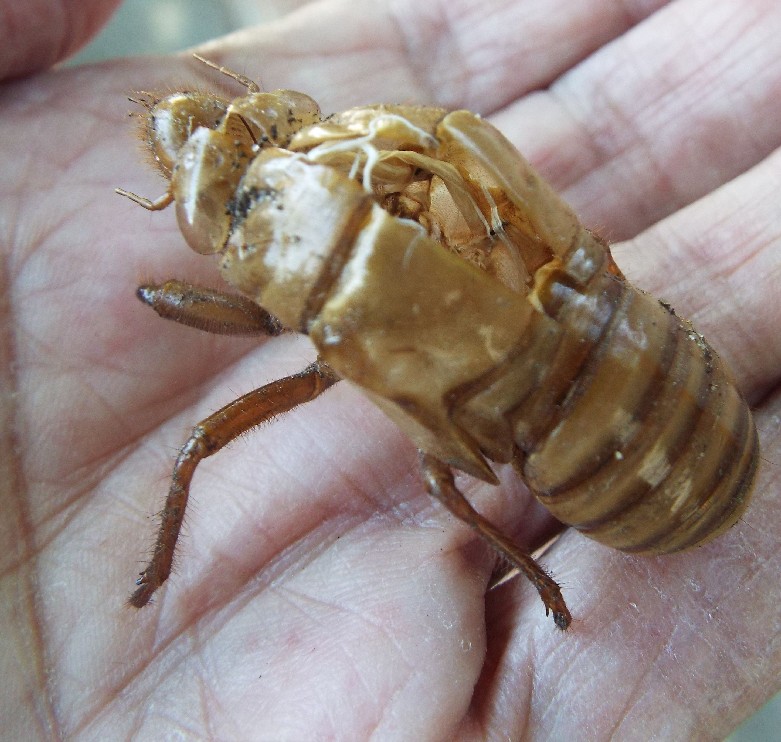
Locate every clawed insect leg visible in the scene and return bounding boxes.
[115,188,174,211]
[129,359,340,608]
[137,279,285,336]
[418,452,571,630]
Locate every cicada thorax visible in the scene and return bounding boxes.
[285,106,585,295]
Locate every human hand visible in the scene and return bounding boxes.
[2,0,780,738]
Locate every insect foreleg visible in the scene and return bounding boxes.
[419,452,571,630]
[129,359,340,608]
[115,188,173,211]
[137,280,285,336]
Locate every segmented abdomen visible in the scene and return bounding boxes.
[514,235,758,554]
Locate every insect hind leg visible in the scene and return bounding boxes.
[419,452,571,630]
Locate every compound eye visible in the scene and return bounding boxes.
[146,93,229,176]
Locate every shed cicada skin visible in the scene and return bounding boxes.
[119,56,758,630]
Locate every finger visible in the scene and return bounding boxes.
[196,0,668,110]
[612,146,781,403]
[0,0,122,80]
[493,0,781,238]
[248,0,319,21]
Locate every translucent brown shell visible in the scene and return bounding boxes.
[118,56,758,629]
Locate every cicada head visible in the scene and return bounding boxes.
[134,91,230,178]
[131,88,323,258]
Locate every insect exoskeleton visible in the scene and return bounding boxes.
[119,56,758,629]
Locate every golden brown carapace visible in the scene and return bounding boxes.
[118,56,757,630]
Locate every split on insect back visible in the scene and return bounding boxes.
[118,55,758,630]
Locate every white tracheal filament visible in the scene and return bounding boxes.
[305,114,438,192]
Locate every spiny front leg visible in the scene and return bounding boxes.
[137,280,285,336]
[130,359,340,607]
[419,452,571,630]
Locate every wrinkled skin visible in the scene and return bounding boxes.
[2,0,781,739]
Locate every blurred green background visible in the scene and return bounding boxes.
[68,0,296,64]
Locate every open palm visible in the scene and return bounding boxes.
[3,1,781,739]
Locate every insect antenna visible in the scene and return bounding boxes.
[192,53,262,93]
